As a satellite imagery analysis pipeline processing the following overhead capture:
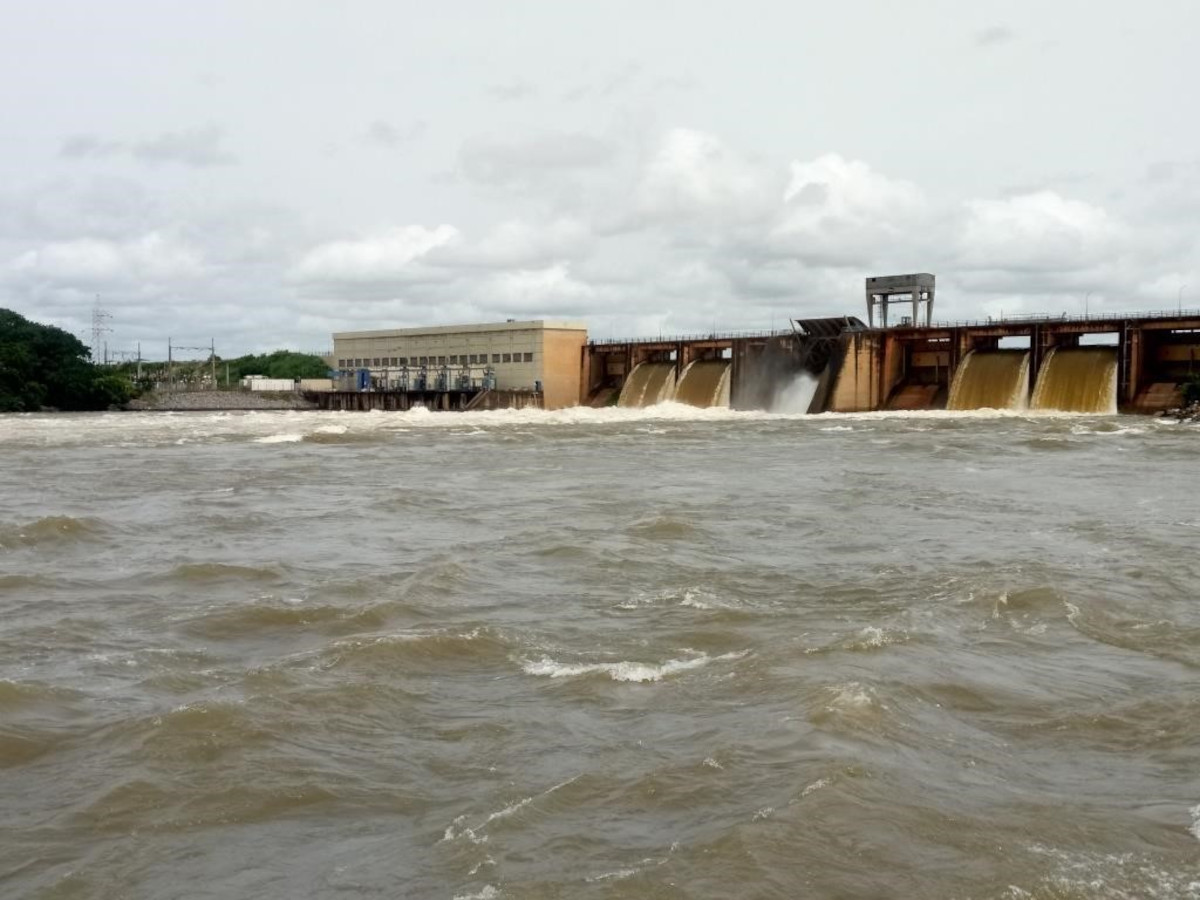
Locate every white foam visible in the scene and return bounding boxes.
[452,886,498,900]
[585,868,637,883]
[520,650,745,682]
[0,404,1139,450]
[1190,803,1200,842]
[824,682,878,712]
[800,777,831,797]
[856,626,887,647]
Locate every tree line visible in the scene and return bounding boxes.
[0,308,133,411]
[1,308,331,412]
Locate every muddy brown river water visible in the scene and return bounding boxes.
[1,407,1198,899]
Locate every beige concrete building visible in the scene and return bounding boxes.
[330,320,588,410]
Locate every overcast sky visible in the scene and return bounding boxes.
[2,0,1198,358]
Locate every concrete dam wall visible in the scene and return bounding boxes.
[585,313,1200,415]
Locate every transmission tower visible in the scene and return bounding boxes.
[90,296,112,364]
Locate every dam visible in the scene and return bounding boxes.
[327,274,1199,415]
[583,295,1200,415]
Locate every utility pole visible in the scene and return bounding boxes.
[210,339,216,388]
[136,343,142,381]
[168,338,173,392]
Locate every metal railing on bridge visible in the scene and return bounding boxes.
[589,309,1200,345]
[588,329,789,346]
[913,308,1200,329]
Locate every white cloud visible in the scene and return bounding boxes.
[437,218,588,269]
[630,128,780,226]
[291,224,459,284]
[486,263,596,315]
[9,232,205,284]
[956,191,1122,272]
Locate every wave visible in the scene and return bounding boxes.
[627,514,702,540]
[163,562,284,583]
[519,650,746,683]
[183,601,366,639]
[0,678,83,708]
[0,573,54,591]
[0,515,109,548]
[107,699,277,766]
[805,626,910,654]
[320,627,513,669]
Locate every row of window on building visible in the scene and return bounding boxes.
[337,352,535,369]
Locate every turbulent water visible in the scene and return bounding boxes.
[617,364,677,408]
[1032,348,1119,414]
[673,362,731,409]
[2,407,1199,900]
[948,350,1031,411]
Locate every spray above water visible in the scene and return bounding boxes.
[770,373,818,414]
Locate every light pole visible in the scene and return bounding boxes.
[1084,291,1093,318]
[1179,284,1187,315]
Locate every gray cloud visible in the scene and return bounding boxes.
[975,25,1016,47]
[59,135,124,159]
[364,119,426,148]
[131,125,235,167]
[458,132,617,187]
[486,81,537,101]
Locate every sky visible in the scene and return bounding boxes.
[2,0,1199,359]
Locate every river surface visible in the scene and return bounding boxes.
[1,407,1198,899]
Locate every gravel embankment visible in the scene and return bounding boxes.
[127,391,318,411]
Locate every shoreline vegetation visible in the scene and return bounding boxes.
[1,308,327,413]
[0,309,132,412]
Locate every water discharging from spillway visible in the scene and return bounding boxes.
[617,362,677,408]
[673,360,731,408]
[1031,347,1118,413]
[947,349,1031,410]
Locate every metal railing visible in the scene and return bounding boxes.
[589,329,788,346]
[588,309,1200,345]
[916,308,1200,329]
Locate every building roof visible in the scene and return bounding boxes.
[333,319,588,340]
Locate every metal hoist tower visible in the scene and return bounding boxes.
[865,273,936,328]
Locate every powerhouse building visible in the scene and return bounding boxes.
[330,320,588,410]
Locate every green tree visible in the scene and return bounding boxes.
[223,350,330,382]
[0,308,135,411]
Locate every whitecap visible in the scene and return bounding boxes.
[452,886,498,900]
[520,650,745,682]
[253,433,303,444]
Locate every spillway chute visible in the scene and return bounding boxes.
[673,360,731,408]
[617,362,677,408]
[1031,347,1118,413]
[947,349,1031,410]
